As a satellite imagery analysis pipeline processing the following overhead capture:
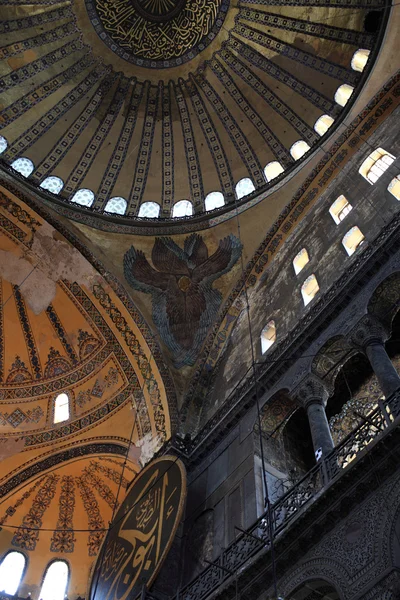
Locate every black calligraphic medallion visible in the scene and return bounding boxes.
[89,456,186,600]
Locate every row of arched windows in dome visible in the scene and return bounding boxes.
[261,145,399,354]
[0,552,68,600]
[0,49,371,219]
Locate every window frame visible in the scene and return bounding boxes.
[301,274,320,306]
[342,226,365,256]
[261,320,276,355]
[53,392,70,425]
[293,248,310,276]
[358,147,395,185]
[172,200,193,218]
[39,559,70,600]
[0,550,27,596]
[329,195,352,225]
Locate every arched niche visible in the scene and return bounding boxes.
[368,271,400,331]
[287,578,341,600]
[327,353,379,445]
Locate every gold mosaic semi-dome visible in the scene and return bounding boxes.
[0,0,388,230]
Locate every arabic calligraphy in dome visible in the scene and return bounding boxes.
[86,0,228,68]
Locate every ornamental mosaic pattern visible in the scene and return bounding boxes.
[86,0,228,67]
[76,476,107,556]
[50,475,76,553]
[0,406,44,428]
[12,474,59,551]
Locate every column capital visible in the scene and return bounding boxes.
[292,374,330,409]
[350,315,389,351]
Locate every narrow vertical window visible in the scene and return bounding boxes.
[329,195,352,224]
[261,321,276,354]
[342,226,365,256]
[54,393,70,424]
[388,175,400,200]
[0,551,26,594]
[293,248,309,275]
[39,561,69,600]
[301,274,319,306]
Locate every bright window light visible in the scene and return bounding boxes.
[138,202,160,218]
[39,561,69,600]
[11,157,34,177]
[388,175,400,200]
[264,161,284,182]
[329,195,352,224]
[358,148,395,185]
[301,274,319,306]
[205,191,225,211]
[105,197,127,215]
[235,178,255,199]
[314,115,334,136]
[0,135,8,155]
[172,200,193,217]
[71,188,95,207]
[40,176,64,195]
[54,393,70,424]
[293,248,309,275]
[261,321,276,354]
[0,551,26,594]
[342,226,365,256]
[334,84,354,107]
[290,141,310,161]
[351,49,370,72]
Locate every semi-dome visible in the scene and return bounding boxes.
[0,0,387,229]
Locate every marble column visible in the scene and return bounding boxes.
[294,376,334,461]
[306,400,335,460]
[364,342,400,399]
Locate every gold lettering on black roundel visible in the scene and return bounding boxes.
[89,456,186,600]
[85,0,229,68]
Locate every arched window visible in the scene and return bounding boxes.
[359,147,395,184]
[235,178,255,199]
[105,196,127,215]
[172,200,193,218]
[264,161,284,182]
[293,248,309,275]
[40,176,64,195]
[39,560,69,600]
[0,551,26,594]
[301,274,319,306]
[329,195,352,224]
[205,191,225,211]
[71,188,95,207]
[261,321,276,354]
[54,392,70,424]
[388,175,400,200]
[10,157,34,177]
[290,141,310,161]
[314,115,334,136]
[342,226,365,256]
[138,201,161,218]
[334,84,354,107]
[0,135,8,154]
[351,49,370,72]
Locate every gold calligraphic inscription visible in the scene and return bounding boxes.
[89,0,225,65]
[89,456,186,600]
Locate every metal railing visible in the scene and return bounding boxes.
[173,392,400,600]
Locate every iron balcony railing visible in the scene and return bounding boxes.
[173,391,400,600]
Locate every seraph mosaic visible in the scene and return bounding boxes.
[124,234,242,368]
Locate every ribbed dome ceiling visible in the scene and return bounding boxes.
[0,0,387,229]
